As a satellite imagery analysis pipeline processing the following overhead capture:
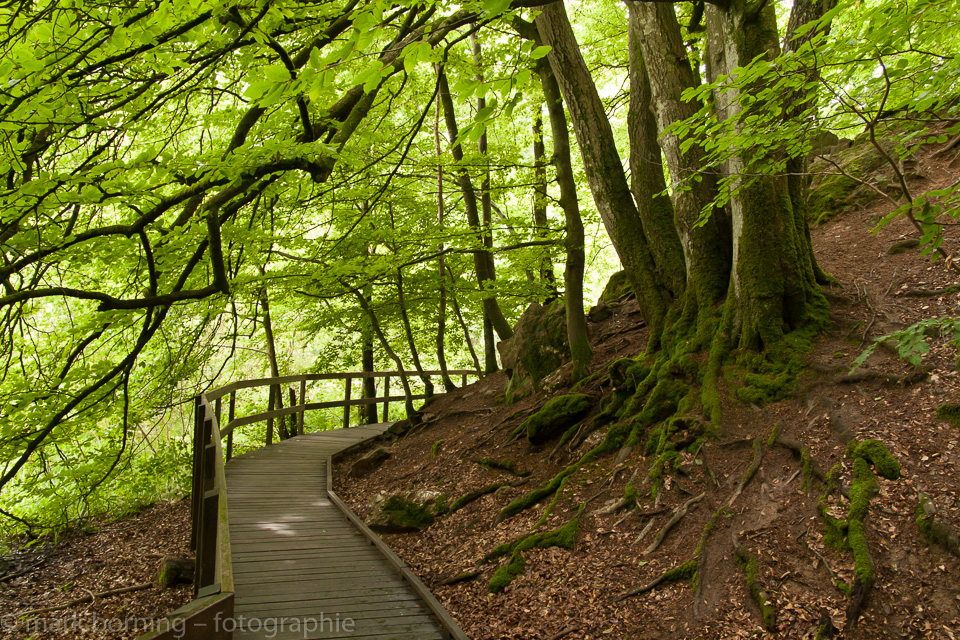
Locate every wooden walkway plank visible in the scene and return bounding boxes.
[224,424,466,640]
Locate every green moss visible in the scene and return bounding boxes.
[735,545,777,631]
[937,402,960,428]
[434,494,448,516]
[597,270,631,303]
[380,496,435,530]
[450,483,508,514]
[850,439,901,480]
[476,458,529,476]
[767,422,781,447]
[431,440,443,458]
[661,557,698,583]
[488,552,526,594]
[915,495,960,559]
[522,394,593,445]
[487,509,583,593]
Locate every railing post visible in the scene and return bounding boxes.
[382,375,390,423]
[342,376,352,429]
[266,385,274,446]
[190,396,203,552]
[462,373,467,387]
[298,379,306,435]
[226,391,235,461]
[288,387,297,437]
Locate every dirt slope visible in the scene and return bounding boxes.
[335,142,960,639]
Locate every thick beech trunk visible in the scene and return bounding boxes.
[705,0,825,351]
[630,3,731,320]
[535,2,673,346]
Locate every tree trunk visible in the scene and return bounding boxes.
[532,53,592,380]
[352,289,417,420]
[360,280,378,425]
[630,2,731,323]
[534,2,673,347]
[259,273,289,440]
[532,112,558,301]
[436,67,514,343]
[705,0,826,351]
[435,96,456,392]
[447,266,483,374]
[396,267,434,398]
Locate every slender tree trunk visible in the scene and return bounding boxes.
[352,289,417,420]
[258,279,289,440]
[435,97,456,391]
[360,279,377,424]
[436,67,514,343]
[395,267,434,398]
[531,53,592,380]
[472,35,510,370]
[532,112,558,301]
[630,2,731,323]
[446,266,483,374]
[534,2,673,347]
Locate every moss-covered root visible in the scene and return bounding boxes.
[917,490,960,559]
[487,508,583,593]
[473,458,530,477]
[844,457,879,631]
[449,483,509,515]
[612,558,697,602]
[643,492,706,556]
[733,535,777,632]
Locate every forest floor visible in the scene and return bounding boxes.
[335,139,960,639]
[0,500,191,639]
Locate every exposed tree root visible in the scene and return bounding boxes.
[643,492,705,556]
[439,569,481,586]
[449,482,510,514]
[725,437,762,509]
[899,283,960,297]
[486,507,583,593]
[774,434,829,494]
[545,625,581,640]
[732,533,777,632]
[612,557,697,602]
[916,489,960,559]
[472,458,530,477]
[14,582,153,617]
[808,362,932,387]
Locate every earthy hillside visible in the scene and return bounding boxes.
[335,136,960,640]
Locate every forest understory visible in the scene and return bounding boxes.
[2,137,959,640]
[334,138,960,640]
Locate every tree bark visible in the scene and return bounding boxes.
[435,95,456,392]
[630,2,731,320]
[532,112,558,301]
[360,279,378,424]
[534,1,672,347]
[436,67,514,344]
[532,53,592,380]
[705,0,825,351]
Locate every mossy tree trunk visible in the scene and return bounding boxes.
[630,2,731,331]
[513,16,593,380]
[535,2,675,349]
[704,0,827,352]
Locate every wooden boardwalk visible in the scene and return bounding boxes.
[224,424,456,640]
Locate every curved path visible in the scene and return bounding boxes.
[224,424,463,640]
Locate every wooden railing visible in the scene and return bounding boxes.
[140,368,477,640]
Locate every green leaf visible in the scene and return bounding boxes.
[529,46,552,60]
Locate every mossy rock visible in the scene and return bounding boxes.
[348,448,391,477]
[807,140,892,225]
[498,301,570,404]
[366,490,441,533]
[936,402,960,429]
[157,556,194,588]
[522,394,593,445]
[597,270,632,304]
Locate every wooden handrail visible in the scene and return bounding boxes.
[143,367,478,640]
